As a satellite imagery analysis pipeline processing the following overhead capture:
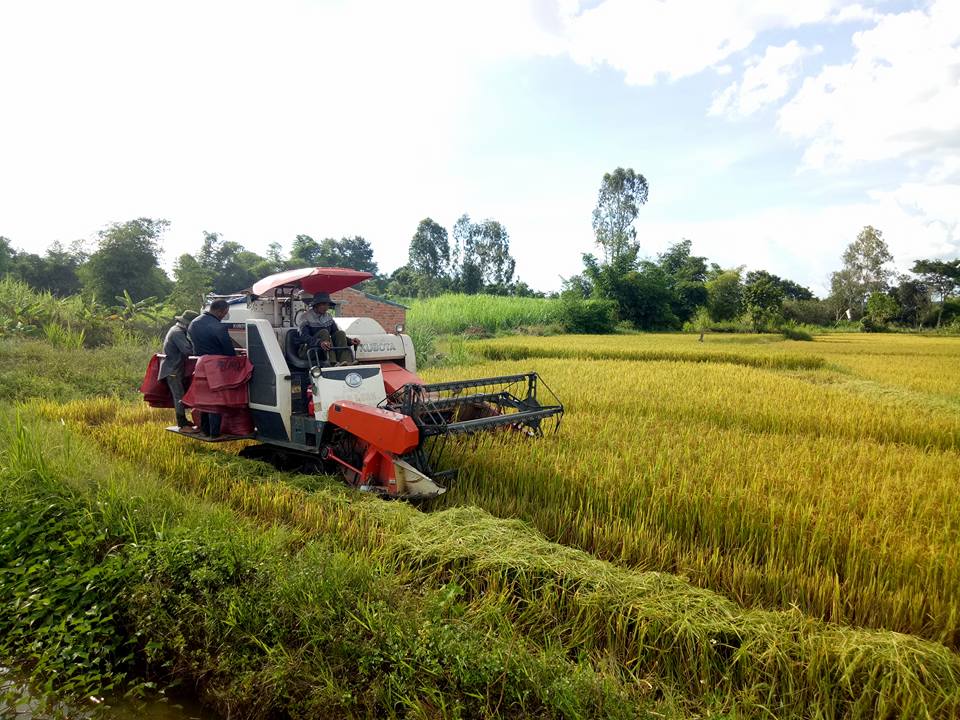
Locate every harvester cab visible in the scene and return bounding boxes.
[142,267,563,500]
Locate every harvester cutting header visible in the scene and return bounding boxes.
[141,267,563,500]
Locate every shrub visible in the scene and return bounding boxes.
[558,298,617,334]
[781,322,814,341]
[783,299,834,326]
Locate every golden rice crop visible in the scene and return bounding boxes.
[428,333,960,647]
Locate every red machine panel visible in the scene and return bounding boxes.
[379,361,424,395]
[327,400,420,455]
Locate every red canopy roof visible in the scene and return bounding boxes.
[251,267,373,297]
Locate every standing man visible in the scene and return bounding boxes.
[297,293,359,365]
[160,310,199,432]
[188,299,236,437]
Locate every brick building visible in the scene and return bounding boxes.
[331,287,407,331]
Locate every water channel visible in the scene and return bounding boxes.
[2,667,218,719]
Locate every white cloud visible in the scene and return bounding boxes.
[778,0,960,170]
[558,0,846,84]
[709,41,821,118]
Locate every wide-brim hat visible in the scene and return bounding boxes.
[176,310,200,323]
[302,292,337,307]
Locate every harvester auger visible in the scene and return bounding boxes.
[140,267,563,500]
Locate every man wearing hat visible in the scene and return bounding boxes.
[159,310,200,432]
[297,293,359,365]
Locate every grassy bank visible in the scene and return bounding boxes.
[0,338,152,402]
[1,414,651,719]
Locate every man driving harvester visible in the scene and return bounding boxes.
[297,292,360,365]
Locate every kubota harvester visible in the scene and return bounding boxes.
[140,267,563,500]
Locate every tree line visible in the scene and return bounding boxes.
[2,170,959,332]
[0,210,533,312]
[555,168,960,331]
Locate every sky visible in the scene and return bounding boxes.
[1,0,958,296]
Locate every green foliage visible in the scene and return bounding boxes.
[288,234,379,275]
[407,294,565,335]
[43,321,86,349]
[558,297,617,334]
[781,322,814,341]
[6,240,86,297]
[744,273,784,331]
[408,217,450,279]
[865,291,899,327]
[894,276,931,327]
[197,231,274,294]
[0,338,151,401]
[782,298,834,326]
[658,240,708,324]
[911,258,959,302]
[591,167,648,263]
[82,218,172,303]
[406,322,437,369]
[831,225,894,316]
[706,269,743,321]
[0,422,142,710]
[450,214,516,292]
[168,253,212,312]
[582,251,679,330]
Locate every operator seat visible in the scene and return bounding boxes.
[282,328,311,370]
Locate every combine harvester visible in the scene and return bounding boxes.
[142,267,563,500]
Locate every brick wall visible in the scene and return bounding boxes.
[331,287,407,331]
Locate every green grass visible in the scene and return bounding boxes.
[0,412,669,719]
[407,294,565,335]
[0,338,151,402]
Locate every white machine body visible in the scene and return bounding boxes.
[311,364,387,422]
[222,294,416,372]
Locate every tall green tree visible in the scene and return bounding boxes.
[449,215,515,293]
[657,239,708,323]
[911,258,959,328]
[706,269,743,322]
[288,235,378,275]
[334,236,378,275]
[472,219,515,288]
[591,168,649,263]
[450,215,480,294]
[830,226,894,317]
[409,218,450,279]
[168,253,213,310]
[865,291,899,327]
[894,276,931,328]
[197,231,265,294]
[744,272,784,331]
[81,218,171,303]
[289,234,324,267]
[0,237,14,275]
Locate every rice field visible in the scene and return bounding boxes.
[13,331,960,716]
[26,397,960,717]
[428,333,960,647]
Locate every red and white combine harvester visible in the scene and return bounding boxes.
[141,267,563,500]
